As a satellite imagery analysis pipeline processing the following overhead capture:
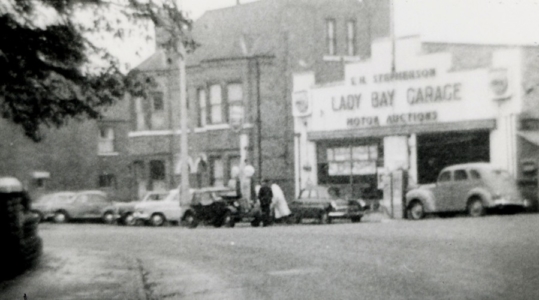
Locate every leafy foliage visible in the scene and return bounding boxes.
[0,0,195,141]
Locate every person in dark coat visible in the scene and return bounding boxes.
[258,179,273,226]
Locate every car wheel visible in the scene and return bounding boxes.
[102,212,116,225]
[319,211,329,225]
[467,198,485,217]
[250,218,261,227]
[351,216,362,223]
[123,213,136,226]
[182,212,198,229]
[222,212,235,228]
[53,211,68,224]
[150,213,166,227]
[31,210,44,223]
[408,201,425,220]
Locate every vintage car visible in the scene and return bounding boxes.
[405,163,529,220]
[31,191,76,222]
[289,185,366,224]
[31,190,119,224]
[115,191,168,226]
[133,187,236,228]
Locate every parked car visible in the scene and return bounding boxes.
[31,192,76,222]
[115,191,169,226]
[405,163,529,220]
[288,185,366,224]
[31,190,119,224]
[183,187,243,229]
[133,189,191,226]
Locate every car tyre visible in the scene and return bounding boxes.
[183,212,198,229]
[319,211,329,225]
[102,211,116,225]
[123,213,136,226]
[407,201,425,220]
[53,211,68,224]
[250,218,261,227]
[150,213,166,227]
[351,216,362,223]
[467,198,485,217]
[222,211,235,228]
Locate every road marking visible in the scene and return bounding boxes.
[268,267,322,276]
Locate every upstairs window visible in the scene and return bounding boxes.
[198,88,207,127]
[152,92,164,111]
[209,84,223,124]
[227,83,243,125]
[346,21,356,56]
[326,19,336,55]
[150,160,166,181]
[98,127,114,154]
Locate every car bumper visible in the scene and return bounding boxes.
[490,198,527,208]
[133,211,150,221]
[328,210,364,218]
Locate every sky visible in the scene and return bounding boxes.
[124,0,539,69]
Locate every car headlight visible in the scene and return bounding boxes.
[233,201,240,207]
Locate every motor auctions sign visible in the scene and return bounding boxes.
[310,68,496,132]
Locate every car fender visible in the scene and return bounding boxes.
[405,189,436,212]
[465,188,491,205]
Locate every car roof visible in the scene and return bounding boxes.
[441,163,498,172]
[193,187,234,193]
[75,190,107,195]
[0,177,23,192]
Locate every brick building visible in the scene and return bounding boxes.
[0,97,132,201]
[130,0,391,200]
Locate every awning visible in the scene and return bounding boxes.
[518,131,539,146]
[308,119,496,141]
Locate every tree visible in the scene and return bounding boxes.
[0,0,195,141]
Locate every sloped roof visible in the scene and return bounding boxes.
[134,50,169,72]
[187,0,281,66]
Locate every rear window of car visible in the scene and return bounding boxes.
[470,170,481,179]
[454,170,468,181]
[438,171,451,182]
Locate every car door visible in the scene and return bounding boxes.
[291,189,310,218]
[84,194,108,218]
[69,194,92,218]
[451,169,473,211]
[432,171,453,212]
[164,191,182,221]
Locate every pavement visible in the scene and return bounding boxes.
[0,247,147,300]
[0,210,391,300]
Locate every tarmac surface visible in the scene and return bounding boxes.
[1,211,538,300]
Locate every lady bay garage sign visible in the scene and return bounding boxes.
[310,67,495,132]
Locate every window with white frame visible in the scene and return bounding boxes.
[228,156,241,179]
[209,84,222,124]
[198,88,206,127]
[326,19,336,55]
[227,83,243,124]
[210,157,224,187]
[98,127,114,154]
[346,20,356,56]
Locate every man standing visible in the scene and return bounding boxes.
[258,179,273,227]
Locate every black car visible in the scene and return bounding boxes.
[183,187,239,228]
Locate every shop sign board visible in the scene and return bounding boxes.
[310,64,496,133]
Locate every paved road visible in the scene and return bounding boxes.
[4,214,539,299]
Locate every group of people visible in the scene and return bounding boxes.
[257,179,291,226]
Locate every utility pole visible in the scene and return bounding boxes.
[178,40,189,205]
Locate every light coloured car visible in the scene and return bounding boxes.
[32,190,119,224]
[406,163,528,220]
[133,189,192,226]
[115,191,169,226]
